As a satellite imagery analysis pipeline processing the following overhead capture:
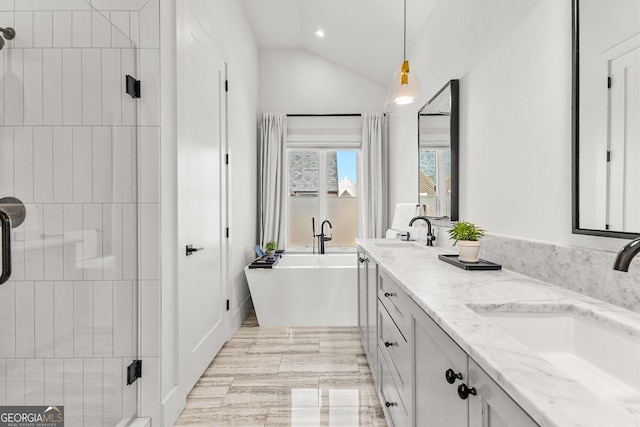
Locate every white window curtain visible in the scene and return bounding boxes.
[259,113,287,247]
[360,112,388,238]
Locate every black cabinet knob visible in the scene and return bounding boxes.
[457,383,477,400]
[385,401,397,407]
[445,368,463,384]
[384,341,394,348]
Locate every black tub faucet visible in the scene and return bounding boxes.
[408,216,436,246]
[613,237,640,272]
[318,220,332,254]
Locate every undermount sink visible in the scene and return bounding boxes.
[470,304,640,413]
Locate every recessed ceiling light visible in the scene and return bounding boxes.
[315,29,325,38]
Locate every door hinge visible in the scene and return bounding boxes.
[226,227,229,238]
[126,75,141,98]
[225,80,229,92]
[225,154,229,165]
[226,299,230,311]
[127,360,142,385]
[607,150,611,162]
[605,223,610,230]
[607,76,612,89]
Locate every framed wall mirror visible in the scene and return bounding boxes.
[417,79,459,221]
[572,0,640,238]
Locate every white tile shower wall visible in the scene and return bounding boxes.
[0,4,150,427]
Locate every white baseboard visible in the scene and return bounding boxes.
[228,294,253,339]
[115,418,151,427]
[161,385,185,427]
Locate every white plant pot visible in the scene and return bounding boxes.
[457,240,481,263]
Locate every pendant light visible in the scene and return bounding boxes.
[385,0,422,109]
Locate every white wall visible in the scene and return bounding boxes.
[259,47,386,113]
[389,0,627,252]
[160,0,258,425]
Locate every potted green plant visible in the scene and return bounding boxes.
[448,221,485,263]
[265,241,277,259]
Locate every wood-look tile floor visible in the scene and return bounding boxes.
[175,312,387,426]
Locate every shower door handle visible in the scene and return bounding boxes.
[0,210,11,285]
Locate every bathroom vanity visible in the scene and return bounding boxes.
[357,239,639,427]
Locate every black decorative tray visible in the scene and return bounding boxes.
[248,252,284,269]
[438,254,502,271]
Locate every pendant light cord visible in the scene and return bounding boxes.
[403,0,407,61]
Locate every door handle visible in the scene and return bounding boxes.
[0,197,25,286]
[0,210,11,285]
[186,244,204,256]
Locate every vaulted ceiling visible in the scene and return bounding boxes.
[239,0,437,87]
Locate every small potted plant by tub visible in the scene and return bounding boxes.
[265,241,277,259]
[448,221,485,263]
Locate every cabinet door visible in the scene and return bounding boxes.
[357,251,368,347]
[468,359,538,427]
[366,257,378,379]
[413,306,468,427]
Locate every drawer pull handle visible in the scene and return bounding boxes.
[384,341,395,348]
[383,291,395,297]
[385,401,398,407]
[445,368,463,384]
[457,383,477,400]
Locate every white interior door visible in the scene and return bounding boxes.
[608,36,640,231]
[177,1,227,394]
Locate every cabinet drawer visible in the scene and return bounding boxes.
[379,304,410,402]
[378,348,409,427]
[378,269,409,337]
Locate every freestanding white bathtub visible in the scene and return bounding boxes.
[244,253,357,326]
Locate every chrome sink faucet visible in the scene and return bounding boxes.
[408,216,436,246]
[318,220,332,254]
[613,237,640,272]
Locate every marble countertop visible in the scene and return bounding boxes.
[357,239,640,427]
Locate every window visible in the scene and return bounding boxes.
[286,115,361,251]
[287,149,358,250]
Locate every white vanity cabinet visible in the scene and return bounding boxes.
[358,246,538,427]
[357,249,378,381]
[410,299,538,427]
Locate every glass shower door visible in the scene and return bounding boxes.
[0,6,140,426]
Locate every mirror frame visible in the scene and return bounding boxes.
[417,79,459,221]
[571,0,640,238]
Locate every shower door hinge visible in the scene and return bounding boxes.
[126,75,141,98]
[226,299,230,311]
[226,227,229,238]
[225,154,229,165]
[607,150,611,162]
[607,77,611,89]
[225,80,229,92]
[127,360,142,385]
